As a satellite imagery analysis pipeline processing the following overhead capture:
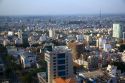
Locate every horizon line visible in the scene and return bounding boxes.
[0,13,125,17]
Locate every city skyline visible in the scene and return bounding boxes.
[0,0,125,16]
[1,3,125,82]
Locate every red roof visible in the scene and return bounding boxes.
[54,77,76,83]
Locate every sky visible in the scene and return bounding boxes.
[0,0,125,16]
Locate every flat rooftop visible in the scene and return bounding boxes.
[46,46,71,53]
[80,70,104,78]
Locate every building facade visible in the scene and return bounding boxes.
[49,29,55,38]
[20,51,36,68]
[45,46,73,83]
[113,23,123,38]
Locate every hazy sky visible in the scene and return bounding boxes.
[0,0,125,16]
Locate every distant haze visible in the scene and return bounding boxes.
[0,0,125,16]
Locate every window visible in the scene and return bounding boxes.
[53,60,56,62]
[53,68,56,71]
[54,74,56,77]
[58,71,66,76]
[53,66,56,69]
[57,53,65,58]
[53,57,56,59]
[66,64,68,66]
[54,71,56,74]
[53,63,56,65]
[30,60,33,62]
[57,60,65,64]
[58,65,65,70]
[66,72,68,75]
[67,69,68,72]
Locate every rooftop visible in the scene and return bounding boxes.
[54,78,66,83]
[21,51,36,59]
[53,46,70,53]
[54,77,76,83]
[37,72,46,79]
[79,70,104,78]
[46,46,71,53]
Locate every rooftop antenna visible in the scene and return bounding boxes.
[94,9,102,31]
[99,9,102,28]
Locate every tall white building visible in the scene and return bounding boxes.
[17,29,23,44]
[49,29,55,38]
[96,37,107,49]
[18,29,23,39]
[45,46,73,83]
[113,23,123,38]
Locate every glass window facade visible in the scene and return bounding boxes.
[53,57,56,59]
[57,60,65,64]
[57,53,65,58]
[58,71,66,76]
[58,65,65,70]
[53,60,56,62]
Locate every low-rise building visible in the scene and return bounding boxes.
[7,46,17,55]
[37,72,47,83]
[20,51,36,68]
[107,65,121,77]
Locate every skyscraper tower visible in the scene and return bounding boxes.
[113,23,123,39]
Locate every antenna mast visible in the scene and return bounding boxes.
[100,9,102,28]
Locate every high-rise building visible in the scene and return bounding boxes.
[45,46,73,83]
[17,29,29,46]
[17,29,23,44]
[22,31,29,47]
[96,37,107,49]
[49,29,55,38]
[113,23,124,38]
[18,29,23,39]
